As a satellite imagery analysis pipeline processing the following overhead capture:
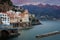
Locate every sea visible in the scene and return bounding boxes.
[1,20,60,40]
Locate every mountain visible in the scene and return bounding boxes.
[22,4,60,19]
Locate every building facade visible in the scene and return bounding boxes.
[0,12,10,25]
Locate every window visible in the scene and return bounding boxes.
[5,15,6,16]
[3,15,4,16]
[20,20,22,22]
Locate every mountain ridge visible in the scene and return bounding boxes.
[22,4,60,19]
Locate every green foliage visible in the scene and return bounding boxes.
[1,0,13,6]
[1,0,10,2]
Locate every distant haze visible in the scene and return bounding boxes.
[11,0,60,6]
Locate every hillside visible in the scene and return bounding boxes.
[0,0,13,12]
[22,4,60,20]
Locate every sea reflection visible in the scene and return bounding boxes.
[0,35,19,40]
[0,26,33,40]
[0,37,8,40]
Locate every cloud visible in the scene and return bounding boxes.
[15,2,41,6]
[11,0,60,6]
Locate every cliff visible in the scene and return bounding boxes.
[0,0,13,12]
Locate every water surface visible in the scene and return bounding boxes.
[2,21,60,40]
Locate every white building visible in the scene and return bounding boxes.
[20,9,30,23]
[0,13,10,25]
[22,14,29,23]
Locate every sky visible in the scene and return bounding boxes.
[11,0,60,6]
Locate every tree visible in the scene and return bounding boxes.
[1,0,13,6]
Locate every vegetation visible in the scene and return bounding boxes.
[0,0,13,6]
[0,0,13,12]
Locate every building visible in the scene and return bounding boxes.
[7,9,30,23]
[0,12,10,25]
[7,10,21,23]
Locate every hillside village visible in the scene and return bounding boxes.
[0,0,41,38]
[0,0,41,27]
